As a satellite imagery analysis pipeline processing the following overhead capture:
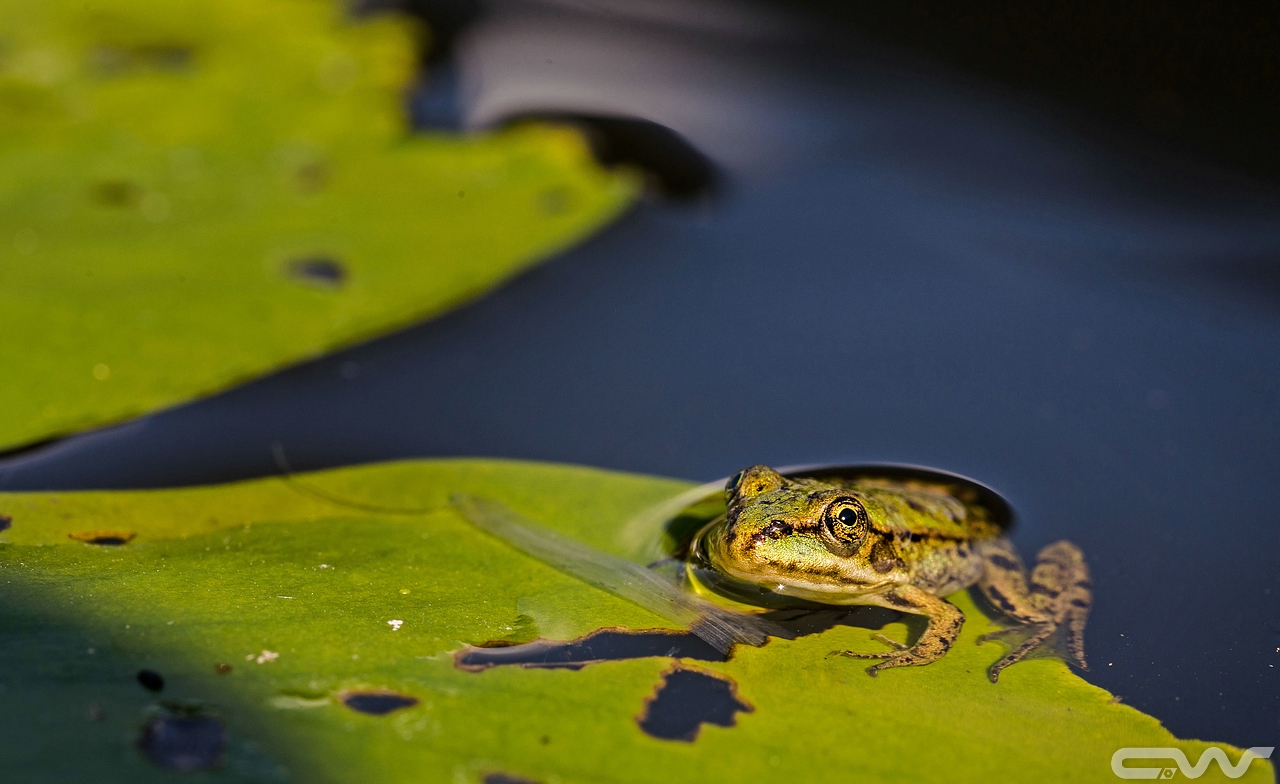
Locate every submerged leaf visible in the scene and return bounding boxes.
[452,493,787,652]
[0,459,1269,782]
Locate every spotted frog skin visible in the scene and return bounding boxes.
[694,465,1091,681]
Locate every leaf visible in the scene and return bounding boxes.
[0,459,1269,783]
[0,0,635,451]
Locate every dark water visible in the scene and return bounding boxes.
[636,667,752,743]
[340,691,420,715]
[138,714,227,772]
[3,0,1279,748]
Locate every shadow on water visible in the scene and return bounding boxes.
[1,0,1278,748]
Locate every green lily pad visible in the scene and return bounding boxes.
[0,0,635,451]
[0,459,1269,782]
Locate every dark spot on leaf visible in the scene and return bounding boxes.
[136,669,165,692]
[138,715,226,772]
[214,663,232,675]
[340,691,418,715]
[484,773,541,784]
[636,666,752,742]
[91,180,141,207]
[286,257,346,287]
[454,627,727,672]
[0,514,10,532]
[295,161,327,192]
[69,530,136,546]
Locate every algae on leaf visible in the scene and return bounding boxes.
[0,459,1269,783]
[0,0,635,451]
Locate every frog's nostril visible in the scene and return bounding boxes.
[762,520,792,539]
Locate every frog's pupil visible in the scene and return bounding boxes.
[838,508,858,525]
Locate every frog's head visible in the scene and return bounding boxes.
[704,465,906,600]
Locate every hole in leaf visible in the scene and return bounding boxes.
[484,773,541,784]
[138,715,226,772]
[340,690,418,715]
[286,257,347,287]
[136,669,165,692]
[69,530,136,546]
[454,627,727,672]
[636,665,752,742]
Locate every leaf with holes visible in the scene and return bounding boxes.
[0,0,635,452]
[0,459,1268,783]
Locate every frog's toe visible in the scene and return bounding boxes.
[829,632,910,662]
[870,632,910,651]
[985,621,1057,681]
[975,626,1021,645]
[864,651,932,676]
[829,649,896,661]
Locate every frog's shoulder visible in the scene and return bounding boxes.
[786,464,1013,539]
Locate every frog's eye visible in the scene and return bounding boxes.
[821,497,867,557]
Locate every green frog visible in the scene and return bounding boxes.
[685,464,1091,682]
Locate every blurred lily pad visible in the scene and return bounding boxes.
[0,0,635,451]
[0,459,1268,783]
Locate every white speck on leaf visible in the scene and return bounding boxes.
[256,650,279,664]
[387,619,404,631]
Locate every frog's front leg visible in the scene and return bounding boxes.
[975,539,1091,682]
[831,585,964,676]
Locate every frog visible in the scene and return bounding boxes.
[686,464,1091,682]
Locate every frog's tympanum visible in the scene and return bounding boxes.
[689,465,1091,681]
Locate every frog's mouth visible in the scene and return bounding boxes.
[689,519,890,608]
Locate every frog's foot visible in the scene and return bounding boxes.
[830,586,965,677]
[977,540,1092,682]
[848,648,944,677]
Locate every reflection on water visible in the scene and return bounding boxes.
[3,0,1279,747]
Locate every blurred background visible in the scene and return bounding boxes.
[3,0,1278,748]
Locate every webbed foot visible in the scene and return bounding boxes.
[977,540,1092,682]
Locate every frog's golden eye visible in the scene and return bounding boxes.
[821,497,867,557]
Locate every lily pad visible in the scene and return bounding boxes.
[0,459,1269,782]
[0,0,635,451]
